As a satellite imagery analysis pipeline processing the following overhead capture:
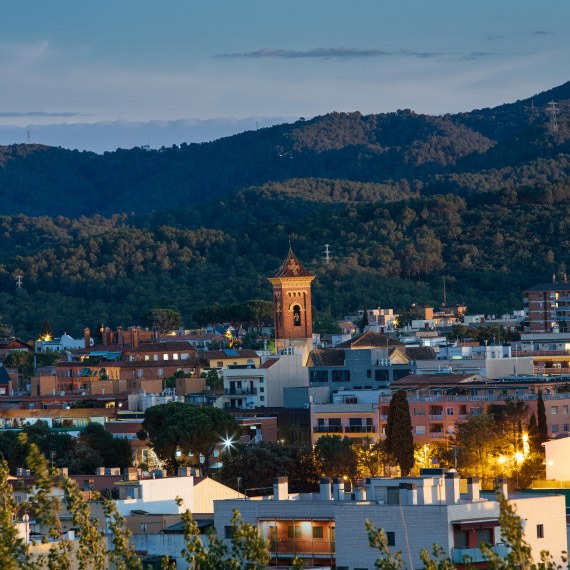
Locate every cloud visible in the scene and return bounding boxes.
[0,111,89,118]
[215,47,441,60]
[459,52,500,61]
[531,30,553,35]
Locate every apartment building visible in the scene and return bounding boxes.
[523,281,570,333]
[214,473,566,569]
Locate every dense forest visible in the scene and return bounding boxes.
[0,83,570,338]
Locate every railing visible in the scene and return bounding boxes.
[429,414,443,420]
[313,425,343,433]
[344,425,375,433]
[514,350,570,356]
[224,388,257,395]
[534,368,570,375]
[380,393,570,403]
[451,543,508,564]
[429,432,445,439]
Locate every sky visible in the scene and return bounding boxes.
[0,0,568,152]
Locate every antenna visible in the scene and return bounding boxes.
[546,100,559,133]
[323,244,331,264]
[442,276,447,307]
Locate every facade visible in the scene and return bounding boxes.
[523,282,570,333]
[308,344,413,392]
[268,248,316,363]
[35,333,92,353]
[214,474,567,569]
[221,353,308,409]
[201,349,261,370]
[311,403,380,444]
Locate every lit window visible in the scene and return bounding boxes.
[163,354,169,361]
[173,353,179,360]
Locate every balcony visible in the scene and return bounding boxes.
[451,543,508,564]
[429,432,445,439]
[380,414,388,420]
[313,425,343,434]
[344,425,375,433]
[429,414,443,420]
[224,388,257,396]
[534,367,570,376]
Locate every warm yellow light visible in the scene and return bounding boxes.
[37,333,53,342]
[497,455,508,465]
[515,452,525,464]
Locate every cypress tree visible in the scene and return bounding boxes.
[528,411,540,453]
[385,390,415,476]
[537,391,549,446]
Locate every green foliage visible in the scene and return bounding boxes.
[537,391,549,445]
[385,391,415,476]
[142,308,182,334]
[142,403,240,476]
[217,443,319,494]
[314,435,357,483]
[179,506,269,569]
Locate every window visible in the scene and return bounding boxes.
[163,354,169,361]
[292,305,302,326]
[260,396,265,401]
[173,353,179,360]
[367,369,372,379]
[446,408,454,416]
[181,353,189,360]
[563,406,569,414]
[551,406,558,415]
[137,369,143,378]
[415,426,426,435]
[224,526,234,539]
[564,424,569,432]
[310,370,329,383]
[153,354,158,361]
[312,526,324,539]
[386,531,396,546]
[375,370,389,382]
[158,368,164,377]
[259,387,264,393]
[332,370,350,383]
[552,424,559,434]
[413,408,425,416]
[144,355,149,361]
[288,525,302,539]
[537,524,544,538]
[217,361,223,368]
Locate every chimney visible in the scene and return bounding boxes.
[332,477,345,501]
[467,477,480,501]
[83,327,91,349]
[273,476,288,501]
[444,472,460,504]
[130,327,139,348]
[320,477,332,501]
[398,482,417,505]
[494,478,508,500]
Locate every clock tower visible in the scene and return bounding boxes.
[268,248,316,361]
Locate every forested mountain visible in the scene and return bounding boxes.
[1,82,569,218]
[1,83,570,338]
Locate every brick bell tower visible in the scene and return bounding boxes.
[268,247,316,361]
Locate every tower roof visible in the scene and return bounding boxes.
[272,248,314,278]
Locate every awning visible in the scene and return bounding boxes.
[452,518,499,530]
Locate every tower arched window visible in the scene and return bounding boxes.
[293,305,302,326]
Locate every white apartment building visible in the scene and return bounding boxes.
[214,472,567,569]
[221,353,308,409]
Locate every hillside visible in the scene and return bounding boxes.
[1,83,570,338]
[0,83,569,218]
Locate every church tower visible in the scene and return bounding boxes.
[268,248,316,360]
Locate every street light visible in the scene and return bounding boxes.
[23,514,29,544]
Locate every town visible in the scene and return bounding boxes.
[1,248,570,569]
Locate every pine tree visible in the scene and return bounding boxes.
[385,390,415,476]
[537,391,549,446]
[359,306,369,333]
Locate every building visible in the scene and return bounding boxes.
[214,473,567,569]
[201,349,261,370]
[221,353,308,409]
[35,333,92,353]
[267,248,316,364]
[523,281,570,333]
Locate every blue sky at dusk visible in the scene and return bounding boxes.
[0,0,568,151]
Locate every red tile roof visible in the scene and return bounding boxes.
[272,249,314,278]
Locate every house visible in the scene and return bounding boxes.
[35,333,92,353]
[201,348,261,370]
[214,473,567,569]
[0,337,33,359]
